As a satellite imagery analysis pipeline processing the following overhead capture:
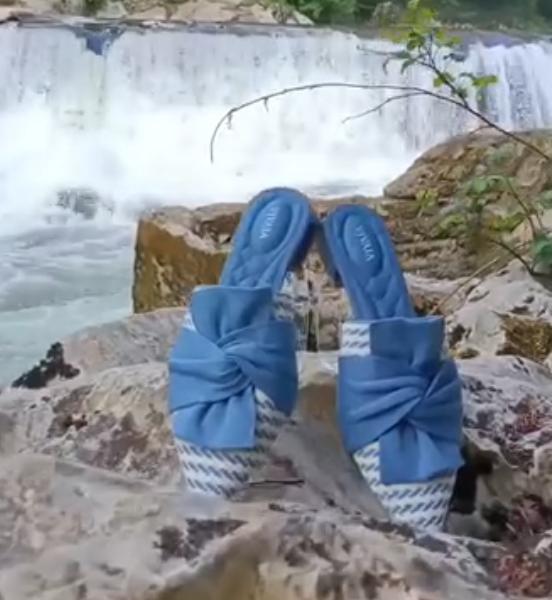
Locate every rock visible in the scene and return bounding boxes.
[305,273,472,351]
[96,0,127,17]
[133,198,475,315]
[1,350,383,513]
[52,0,85,13]
[168,0,275,23]
[370,1,402,26]
[384,129,552,201]
[0,452,507,600]
[1,361,180,484]
[290,8,312,25]
[10,309,184,388]
[60,307,185,375]
[0,5,17,17]
[459,355,552,503]
[126,3,166,18]
[133,205,239,313]
[19,0,56,11]
[447,261,552,362]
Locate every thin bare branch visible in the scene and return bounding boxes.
[209,82,551,163]
[342,92,426,124]
[431,240,531,315]
[485,236,535,275]
[502,176,544,234]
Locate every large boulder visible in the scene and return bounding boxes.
[133,205,239,314]
[0,453,503,600]
[132,197,475,315]
[384,129,552,201]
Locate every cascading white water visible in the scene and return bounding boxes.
[1,21,552,384]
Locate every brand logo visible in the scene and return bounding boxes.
[260,206,279,239]
[355,225,375,262]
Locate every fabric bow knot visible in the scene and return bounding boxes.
[169,286,297,450]
[339,316,463,485]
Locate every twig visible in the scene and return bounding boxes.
[430,240,532,315]
[342,92,427,124]
[248,478,304,487]
[502,177,544,234]
[484,236,535,275]
[209,82,551,163]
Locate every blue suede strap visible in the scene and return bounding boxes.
[339,316,463,484]
[169,286,297,450]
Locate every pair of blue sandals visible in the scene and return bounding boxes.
[169,188,463,531]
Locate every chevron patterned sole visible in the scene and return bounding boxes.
[354,443,454,531]
[341,321,455,531]
[173,284,300,498]
[175,392,285,498]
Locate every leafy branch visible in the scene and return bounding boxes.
[208,0,552,279]
[432,172,552,275]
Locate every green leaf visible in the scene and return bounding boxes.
[473,75,499,89]
[432,72,454,89]
[489,211,525,234]
[400,58,417,74]
[437,213,467,238]
[469,177,490,196]
[532,234,552,267]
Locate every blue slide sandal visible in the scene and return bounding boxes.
[169,188,316,498]
[323,204,463,531]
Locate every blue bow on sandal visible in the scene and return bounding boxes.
[169,188,317,498]
[322,204,463,531]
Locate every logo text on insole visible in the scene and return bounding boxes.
[355,225,376,262]
[260,206,279,239]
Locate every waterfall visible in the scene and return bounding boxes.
[1,20,552,383]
